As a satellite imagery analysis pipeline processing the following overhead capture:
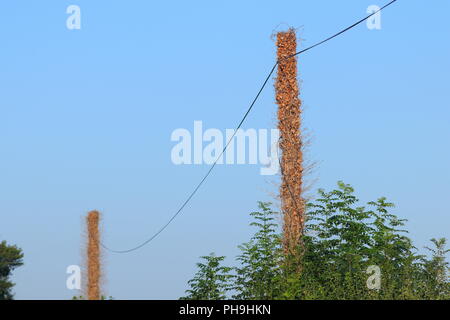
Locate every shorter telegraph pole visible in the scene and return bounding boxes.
[86,210,101,300]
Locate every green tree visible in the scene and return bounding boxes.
[181,253,232,300]
[0,240,24,300]
[233,202,282,299]
[298,182,378,299]
[296,182,424,299]
[288,182,448,300]
[420,238,450,299]
[181,182,450,300]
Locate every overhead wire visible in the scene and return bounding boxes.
[102,0,398,254]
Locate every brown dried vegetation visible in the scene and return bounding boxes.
[86,210,101,300]
[275,29,305,256]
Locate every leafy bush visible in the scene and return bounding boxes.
[181,254,232,300]
[181,182,449,300]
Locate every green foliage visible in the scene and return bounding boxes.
[298,182,420,299]
[419,238,450,299]
[0,240,24,300]
[233,202,283,299]
[181,182,450,300]
[181,253,232,300]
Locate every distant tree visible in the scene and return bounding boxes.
[0,240,24,300]
[181,253,232,300]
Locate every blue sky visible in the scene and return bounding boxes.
[1,0,449,299]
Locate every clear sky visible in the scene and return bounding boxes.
[1,0,449,299]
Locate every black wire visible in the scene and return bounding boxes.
[102,0,398,254]
[102,64,278,253]
[285,0,397,60]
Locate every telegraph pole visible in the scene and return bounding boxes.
[86,210,101,300]
[275,29,304,256]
